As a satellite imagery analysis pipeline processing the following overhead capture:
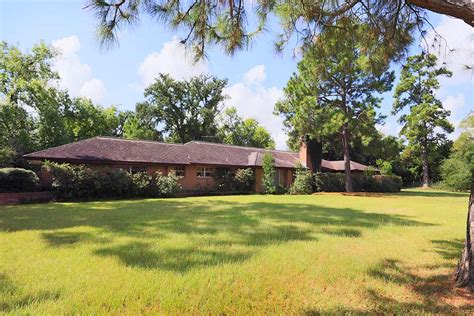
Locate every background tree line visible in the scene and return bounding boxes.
[0,41,275,168]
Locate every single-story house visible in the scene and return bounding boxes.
[24,137,370,193]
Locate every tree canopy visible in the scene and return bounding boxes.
[392,53,453,187]
[86,0,473,61]
[219,107,275,149]
[275,19,394,191]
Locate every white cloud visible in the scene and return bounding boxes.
[425,16,474,84]
[443,94,466,139]
[225,65,286,149]
[443,94,465,118]
[52,35,106,103]
[243,65,266,85]
[137,37,208,87]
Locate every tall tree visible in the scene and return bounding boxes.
[392,53,453,188]
[219,107,275,149]
[64,97,120,141]
[275,19,394,192]
[0,41,71,162]
[142,74,227,143]
[86,0,472,60]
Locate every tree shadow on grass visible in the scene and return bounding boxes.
[42,231,112,247]
[395,190,469,198]
[1,200,432,272]
[431,239,464,261]
[0,273,60,313]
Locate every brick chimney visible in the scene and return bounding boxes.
[299,137,322,172]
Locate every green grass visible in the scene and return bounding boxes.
[0,189,472,314]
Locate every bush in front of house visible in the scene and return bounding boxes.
[0,167,41,193]
[234,168,255,191]
[212,167,255,192]
[314,172,346,192]
[262,153,276,194]
[289,167,314,195]
[155,171,181,197]
[44,162,181,200]
[314,172,402,193]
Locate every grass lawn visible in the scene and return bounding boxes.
[0,189,472,314]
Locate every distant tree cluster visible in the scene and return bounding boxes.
[0,42,275,167]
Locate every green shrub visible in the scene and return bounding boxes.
[155,171,181,197]
[213,167,236,191]
[289,168,313,195]
[101,169,134,197]
[376,159,393,176]
[0,168,40,192]
[315,172,402,193]
[314,172,345,192]
[234,168,255,191]
[440,158,472,191]
[44,161,102,199]
[130,171,158,197]
[262,153,276,194]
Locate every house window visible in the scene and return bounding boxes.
[170,165,186,177]
[274,169,286,186]
[196,167,213,178]
[129,166,147,174]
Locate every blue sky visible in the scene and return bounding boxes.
[1,0,472,149]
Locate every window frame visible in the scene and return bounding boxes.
[196,166,213,178]
[129,166,148,174]
[171,165,186,177]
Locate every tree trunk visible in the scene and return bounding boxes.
[421,145,430,188]
[341,124,353,192]
[455,180,474,291]
[408,0,474,27]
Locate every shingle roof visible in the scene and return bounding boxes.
[23,137,301,168]
[24,137,369,171]
[23,137,190,165]
[321,160,368,172]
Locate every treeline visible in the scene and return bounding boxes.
[0,42,275,168]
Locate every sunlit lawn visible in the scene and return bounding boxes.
[0,189,472,314]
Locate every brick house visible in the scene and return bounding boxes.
[24,137,369,193]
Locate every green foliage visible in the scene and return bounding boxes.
[393,53,453,186]
[0,42,125,166]
[0,168,40,193]
[315,172,402,193]
[262,153,276,194]
[87,0,418,62]
[275,19,394,191]
[289,166,314,195]
[155,171,181,197]
[234,168,255,192]
[142,74,227,143]
[376,160,393,176]
[44,162,181,200]
[314,173,346,192]
[219,107,275,149]
[213,167,236,192]
[213,167,255,192]
[64,98,120,141]
[440,113,474,191]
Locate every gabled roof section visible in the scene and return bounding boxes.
[183,141,300,168]
[321,160,368,171]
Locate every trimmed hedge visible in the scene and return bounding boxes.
[314,172,402,193]
[0,168,40,193]
[44,161,181,200]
